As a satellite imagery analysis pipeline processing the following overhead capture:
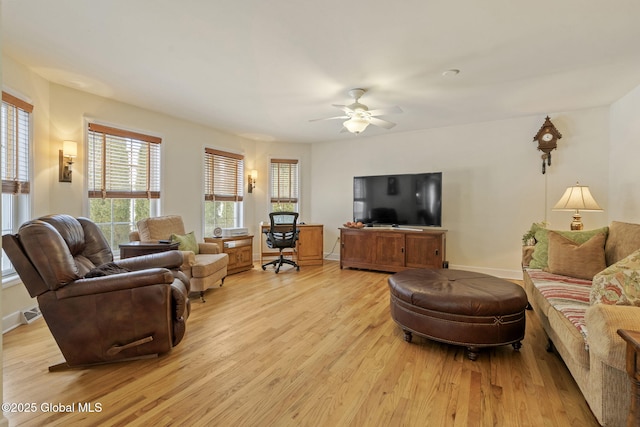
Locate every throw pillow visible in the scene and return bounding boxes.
[171,231,200,254]
[591,248,640,306]
[545,231,606,280]
[529,226,608,270]
[605,221,640,266]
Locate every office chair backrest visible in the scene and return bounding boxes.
[268,212,299,248]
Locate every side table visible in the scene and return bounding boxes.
[119,241,180,259]
[618,328,640,427]
[204,235,254,275]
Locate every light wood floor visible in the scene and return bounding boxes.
[3,261,599,426]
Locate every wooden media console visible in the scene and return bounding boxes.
[339,227,447,273]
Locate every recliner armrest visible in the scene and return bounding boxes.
[116,250,183,270]
[55,268,175,299]
[171,278,189,320]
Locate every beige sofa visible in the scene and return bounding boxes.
[522,221,640,426]
[130,215,228,302]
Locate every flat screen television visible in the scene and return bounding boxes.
[353,172,442,227]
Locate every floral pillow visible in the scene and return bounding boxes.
[591,248,640,306]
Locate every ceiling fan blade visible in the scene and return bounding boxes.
[368,117,396,129]
[367,106,403,116]
[332,104,355,114]
[309,115,349,122]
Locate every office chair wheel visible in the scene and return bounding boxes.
[262,265,267,270]
[296,266,300,271]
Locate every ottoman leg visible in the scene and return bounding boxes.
[467,346,479,361]
[512,341,522,351]
[403,330,413,343]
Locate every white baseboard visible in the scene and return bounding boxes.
[326,255,523,280]
[447,264,524,280]
[3,306,43,334]
[3,310,24,334]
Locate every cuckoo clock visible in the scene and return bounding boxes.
[533,116,562,174]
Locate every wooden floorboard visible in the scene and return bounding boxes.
[2,261,599,426]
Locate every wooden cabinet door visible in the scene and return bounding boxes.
[340,229,375,268]
[374,232,405,270]
[226,246,241,271]
[405,233,443,269]
[237,245,253,268]
[297,225,323,264]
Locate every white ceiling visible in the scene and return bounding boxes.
[3,0,640,143]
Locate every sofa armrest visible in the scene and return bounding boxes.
[522,245,535,268]
[585,304,640,370]
[115,250,183,271]
[180,250,196,269]
[198,242,221,254]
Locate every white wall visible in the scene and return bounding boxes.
[48,83,261,239]
[47,83,314,239]
[609,84,640,222]
[311,108,611,277]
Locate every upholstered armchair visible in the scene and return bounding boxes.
[2,214,190,370]
[130,215,228,302]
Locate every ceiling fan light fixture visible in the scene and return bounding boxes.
[344,117,369,134]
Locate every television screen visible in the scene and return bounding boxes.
[353,172,442,227]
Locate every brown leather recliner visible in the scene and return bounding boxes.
[2,214,191,370]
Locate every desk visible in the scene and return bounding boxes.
[119,241,180,259]
[260,224,323,266]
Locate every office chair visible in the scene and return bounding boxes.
[262,212,300,273]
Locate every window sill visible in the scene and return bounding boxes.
[2,273,22,289]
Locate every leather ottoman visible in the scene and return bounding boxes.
[388,269,528,360]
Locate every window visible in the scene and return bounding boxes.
[270,159,299,212]
[203,148,244,236]
[87,123,161,251]
[1,92,33,276]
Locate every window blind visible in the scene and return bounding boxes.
[87,123,161,199]
[1,92,32,195]
[204,148,244,202]
[270,159,299,203]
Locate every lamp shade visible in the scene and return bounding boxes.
[63,140,78,158]
[552,183,603,211]
[343,117,369,134]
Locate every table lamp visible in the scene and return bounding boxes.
[552,182,603,230]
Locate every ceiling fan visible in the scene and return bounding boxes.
[310,88,402,134]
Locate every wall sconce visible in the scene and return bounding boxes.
[58,140,77,183]
[248,170,257,193]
